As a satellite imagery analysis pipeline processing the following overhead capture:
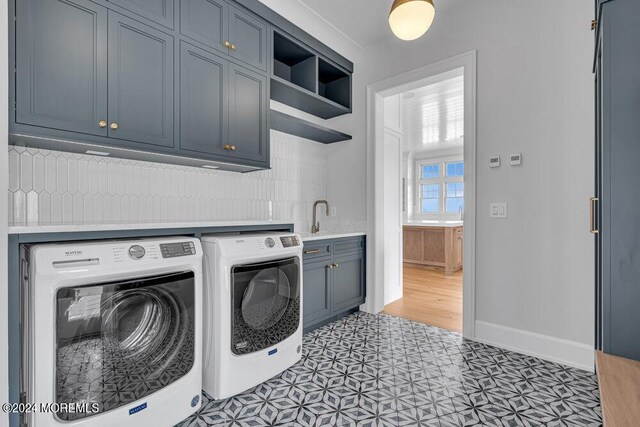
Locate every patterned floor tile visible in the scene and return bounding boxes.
[179,313,602,426]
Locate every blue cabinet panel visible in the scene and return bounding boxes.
[108,12,175,148]
[302,236,366,332]
[179,42,228,156]
[597,0,640,361]
[303,259,332,325]
[229,5,268,71]
[16,0,108,137]
[332,252,365,312]
[108,0,174,29]
[228,63,268,163]
[180,0,228,55]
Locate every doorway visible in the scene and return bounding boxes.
[364,51,477,339]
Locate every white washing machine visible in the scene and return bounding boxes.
[21,237,203,426]
[201,233,303,400]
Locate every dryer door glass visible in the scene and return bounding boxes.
[55,271,195,421]
[231,257,300,355]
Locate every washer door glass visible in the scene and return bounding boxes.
[55,271,195,421]
[231,257,300,355]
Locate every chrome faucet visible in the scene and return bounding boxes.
[311,200,329,234]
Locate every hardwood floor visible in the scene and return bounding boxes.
[384,264,462,332]
[596,351,640,427]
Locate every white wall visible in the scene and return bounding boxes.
[362,0,595,366]
[1,0,9,423]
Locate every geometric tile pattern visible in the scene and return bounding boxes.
[179,313,601,427]
[8,131,344,232]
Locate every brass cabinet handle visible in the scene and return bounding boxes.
[327,264,333,269]
[590,197,599,234]
[304,249,321,255]
[110,122,119,130]
[98,120,107,128]
[230,145,236,151]
[224,41,231,48]
[231,44,236,50]
[333,263,339,268]
[224,144,231,150]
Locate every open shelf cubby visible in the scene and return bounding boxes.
[318,58,351,109]
[273,32,316,93]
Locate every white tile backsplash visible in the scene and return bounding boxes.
[8,131,338,232]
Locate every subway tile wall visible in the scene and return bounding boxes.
[8,131,331,232]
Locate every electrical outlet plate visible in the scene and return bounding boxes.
[489,156,500,168]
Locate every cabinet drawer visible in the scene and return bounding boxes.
[303,242,331,260]
[333,237,365,254]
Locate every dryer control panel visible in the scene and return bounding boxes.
[280,236,300,248]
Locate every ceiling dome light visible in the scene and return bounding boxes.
[389,0,435,41]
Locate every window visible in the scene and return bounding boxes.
[417,158,464,216]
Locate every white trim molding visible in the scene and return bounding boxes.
[364,50,477,340]
[475,321,595,372]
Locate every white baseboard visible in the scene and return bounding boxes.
[474,321,594,372]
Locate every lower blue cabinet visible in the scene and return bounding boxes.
[302,236,366,332]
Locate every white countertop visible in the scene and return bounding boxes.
[298,231,366,242]
[7,220,293,235]
[404,220,463,228]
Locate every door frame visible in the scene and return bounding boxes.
[363,51,477,339]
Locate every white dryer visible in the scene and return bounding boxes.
[201,233,303,400]
[21,237,203,426]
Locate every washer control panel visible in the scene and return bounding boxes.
[265,237,276,248]
[160,241,197,258]
[280,235,300,248]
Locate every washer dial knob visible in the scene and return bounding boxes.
[128,245,146,259]
[265,238,276,248]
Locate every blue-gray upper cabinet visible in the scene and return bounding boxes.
[228,63,268,163]
[180,0,229,56]
[108,12,175,148]
[228,5,268,72]
[179,42,228,156]
[108,0,175,29]
[15,0,109,137]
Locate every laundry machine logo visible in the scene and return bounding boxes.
[128,402,147,416]
[191,395,200,408]
[64,250,83,256]
[235,341,248,350]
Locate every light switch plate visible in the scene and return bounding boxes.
[489,203,508,218]
[489,156,501,168]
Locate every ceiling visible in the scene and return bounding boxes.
[295,0,457,48]
[402,74,464,153]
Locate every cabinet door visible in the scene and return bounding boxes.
[403,228,423,262]
[179,42,228,156]
[108,0,174,29]
[228,63,268,163]
[303,259,332,325]
[228,5,268,71]
[332,252,365,312]
[180,0,228,55]
[108,12,174,148]
[16,0,108,136]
